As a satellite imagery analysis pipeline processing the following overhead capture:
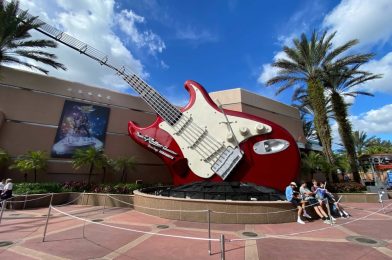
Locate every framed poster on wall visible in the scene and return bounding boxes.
[51,100,110,158]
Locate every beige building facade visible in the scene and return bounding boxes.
[0,67,305,184]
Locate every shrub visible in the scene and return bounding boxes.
[13,181,153,195]
[327,182,366,193]
[14,182,63,194]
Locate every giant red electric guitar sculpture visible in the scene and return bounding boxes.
[14,1,300,192]
[127,77,300,191]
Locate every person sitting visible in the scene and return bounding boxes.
[0,178,13,202]
[0,179,5,193]
[285,181,311,224]
[315,182,350,218]
[299,181,335,224]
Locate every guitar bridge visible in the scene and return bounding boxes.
[211,147,243,180]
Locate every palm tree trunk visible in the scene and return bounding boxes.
[121,168,126,183]
[102,166,106,183]
[307,79,335,168]
[34,169,37,183]
[331,92,360,183]
[88,162,94,184]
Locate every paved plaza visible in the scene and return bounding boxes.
[0,200,391,259]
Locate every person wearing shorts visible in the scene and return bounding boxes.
[285,182,311,224]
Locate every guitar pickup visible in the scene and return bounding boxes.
[253,139,289,155]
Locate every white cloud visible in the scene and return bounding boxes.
[176,26,218,43]
[331,104,392,146]
[257,51,287,85]
[117,9,166,55]
[14,0,164,92]
[323,0,392,48]
[351,104,392,134]
[358,52,392,94]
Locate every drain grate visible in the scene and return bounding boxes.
[9,214,20,216]
[0,241,13,247]
[91,219,104,222]
[156,225,169,229]
[346,236,387,247]
[242,232,258,237]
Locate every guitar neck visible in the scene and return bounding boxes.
[122,73,182,125]
[9,0,182,125]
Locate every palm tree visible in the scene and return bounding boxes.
[322,64,382,183]
[10,150,48,182]
[72,147,106,184]
[267,30,372,166]
[352,131,376,157]
[0,0,66,74]
[112,156,137,183]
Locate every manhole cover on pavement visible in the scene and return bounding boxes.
[0,241,13,247]
[242,232,258,237]
[346,236,387,247]
[91,219,104,222]
[156,225,169,229]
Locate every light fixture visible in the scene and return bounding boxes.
[97,93,102,98]
[88,92,93,96]
[106,96,111,100]
[67,88,72,92]
[78,90,83,94]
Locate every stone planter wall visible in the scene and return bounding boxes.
[133,190,297,224]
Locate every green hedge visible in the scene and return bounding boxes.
[14,182,144,195]
[327,182,366,193]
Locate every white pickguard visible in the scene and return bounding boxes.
[159,84,272,179]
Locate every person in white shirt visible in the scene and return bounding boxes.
[1,178,13,201]
[0,179,5,192]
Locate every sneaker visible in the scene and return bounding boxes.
[297,218,305,224]
[303,212,312,219]
[344,214,350,219]
[330,216,337,222]
[323,219,332,224]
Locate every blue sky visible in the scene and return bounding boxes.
[14,0,392,143]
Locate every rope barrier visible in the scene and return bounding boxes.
[50,205,220,242]
[229,200,392,242]
[6,194,53,203]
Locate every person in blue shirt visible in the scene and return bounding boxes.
[285,181,311,224]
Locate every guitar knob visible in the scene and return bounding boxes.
[239,127,249,136]
[226,133,234,141]
[255,123,265,133]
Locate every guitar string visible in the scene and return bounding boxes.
[125,75,225,163]
[127,76,218,160]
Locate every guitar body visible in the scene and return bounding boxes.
[128,80,300,191]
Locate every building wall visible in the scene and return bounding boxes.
[0,67,304,184]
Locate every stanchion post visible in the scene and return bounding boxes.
[42,205,52,242]
[379,191,386,213]
[207,209,211,255]
[0,200,7,224]
[49,193,54,206]
[102,194,107,214]
[220,234,225,260]
[23,192,28,209]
